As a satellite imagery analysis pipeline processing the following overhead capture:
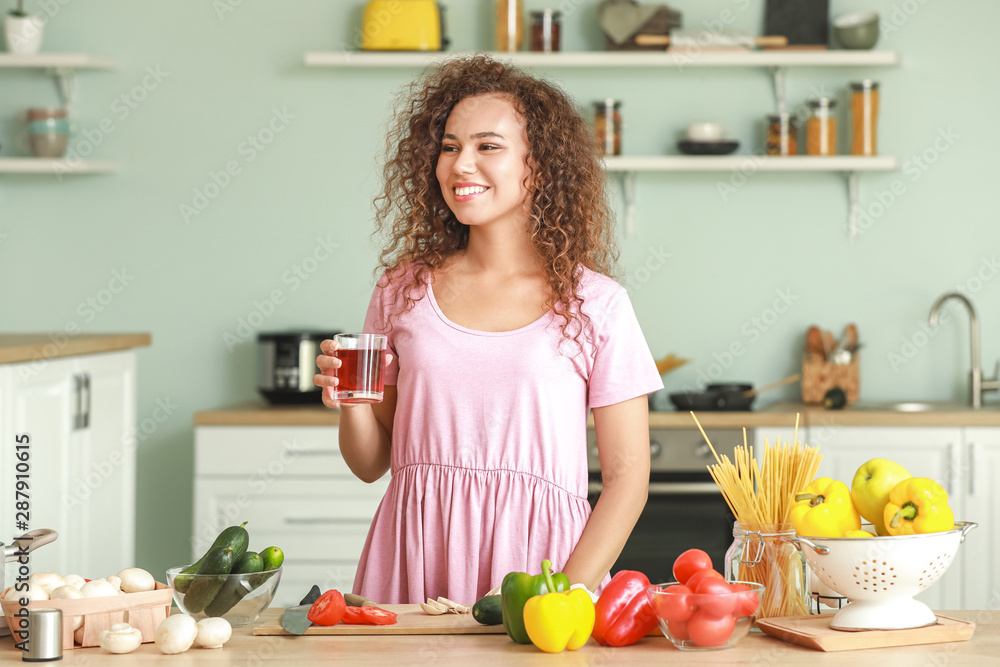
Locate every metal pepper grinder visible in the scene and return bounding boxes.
[22,608,62,662]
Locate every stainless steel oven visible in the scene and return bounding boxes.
[587,428,749,583]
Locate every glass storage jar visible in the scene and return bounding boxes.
[805,98,837,156]
[850,80,880,156]
[495,0,524,51]
[724,522,810,620]
[765,113,798,156]
[529,10,561,52]
[594,99,622,156]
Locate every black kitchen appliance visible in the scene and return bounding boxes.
[587,428,741,582]
[669,383,756,411]
[257,330,340,405]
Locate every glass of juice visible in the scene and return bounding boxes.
[333,333,387,404]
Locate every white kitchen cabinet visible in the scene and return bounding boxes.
[958,429,1000,611]
[0,351,137,577]
[193,425,388,608]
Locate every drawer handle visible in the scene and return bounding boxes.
[283,517,372,525]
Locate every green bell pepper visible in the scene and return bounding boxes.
[501,559,571,644]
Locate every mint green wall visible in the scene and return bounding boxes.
[2,1,997,578]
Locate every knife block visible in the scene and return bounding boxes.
[801,353,859,404]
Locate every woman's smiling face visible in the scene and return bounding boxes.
[436,94,532,230]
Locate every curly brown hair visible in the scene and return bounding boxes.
[373,53,618,341]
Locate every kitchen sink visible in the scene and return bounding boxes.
[849,401,967,412]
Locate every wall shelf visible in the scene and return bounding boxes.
[0,53,116,69]
[0,53,117,171]
[304,49,901,238]
[0,158,116,174]
[304,50,901,69]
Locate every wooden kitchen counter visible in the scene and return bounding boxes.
[3,609,995,665]
[0,332,151,364]
[195,399,1000,428]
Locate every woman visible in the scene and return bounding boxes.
[315,54,662,603]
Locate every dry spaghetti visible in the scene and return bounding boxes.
[690,413,822,619]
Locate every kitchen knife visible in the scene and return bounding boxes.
[280,585,323,635]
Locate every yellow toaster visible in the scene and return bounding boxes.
[361,1,444,51]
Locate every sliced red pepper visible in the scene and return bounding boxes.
[307,589,346,626]
[591,570,658,647]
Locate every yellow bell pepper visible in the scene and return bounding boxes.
[845,530,876,538]
[791,477,862,537]
[883,477,955,535]
[522,560,595,653]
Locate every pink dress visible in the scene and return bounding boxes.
[352,266,663,603]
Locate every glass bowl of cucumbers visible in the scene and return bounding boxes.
[166,566,283,627]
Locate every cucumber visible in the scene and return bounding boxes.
[182,546,235,613]
[203,551,263,618]
[174,522,249,594]
[259,546,283,572]
[472,595,502,625]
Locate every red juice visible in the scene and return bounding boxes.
[334,347,385,404]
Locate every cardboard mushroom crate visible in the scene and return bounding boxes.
[1,582,172,650]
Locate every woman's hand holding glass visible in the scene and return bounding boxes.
[314,336,393,408]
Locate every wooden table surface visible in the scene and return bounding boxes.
[2,609,997,665]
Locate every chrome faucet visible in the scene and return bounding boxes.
[928,291,1000,409]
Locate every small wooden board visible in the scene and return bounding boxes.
[757,614,975,652]
[252,604,507,636]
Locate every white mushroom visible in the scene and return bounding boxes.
[49,585,84,629]
[117,567,156,594]
[106,575,123,593]
[62,574,86,589]
[195,617,232,649]
[155,614,198,654]
[79,579,119,599]
[99,622,142,654]
[2,583,48,601]
[74,625,85,645]
[27,572,65,596]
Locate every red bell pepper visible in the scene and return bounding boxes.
[591,570,658,647]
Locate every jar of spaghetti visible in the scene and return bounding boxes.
[805,98,837,156]
[850,80,880,156]
[725,522,809,620]
[594,99,622,156]
[529,10,561,52]
[765,113,798,156]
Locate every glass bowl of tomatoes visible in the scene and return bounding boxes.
[646,580,764,650]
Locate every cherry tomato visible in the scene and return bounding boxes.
[684,568,724,591]
[359,607,398,625]
[693,578,735,617]
[672,549,714,585]
[653,584,694,623]
[687,609,736,648]
[730,583,760,617]
[666,618,690,641]
[307,589,346,626]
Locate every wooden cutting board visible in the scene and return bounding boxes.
[757,614,975,652]
[252,605,507,636]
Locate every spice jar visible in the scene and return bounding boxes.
[529,10,561,52]
[725,522,810,620]
[594,99,622,156]
[805,98,837,156]
[495,0,524,51]
[765,113,798,156]
[850,80,880,156]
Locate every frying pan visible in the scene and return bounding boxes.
[668,374,803,412]
[669,383,756,411]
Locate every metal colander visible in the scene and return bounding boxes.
[785,522,977,630]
